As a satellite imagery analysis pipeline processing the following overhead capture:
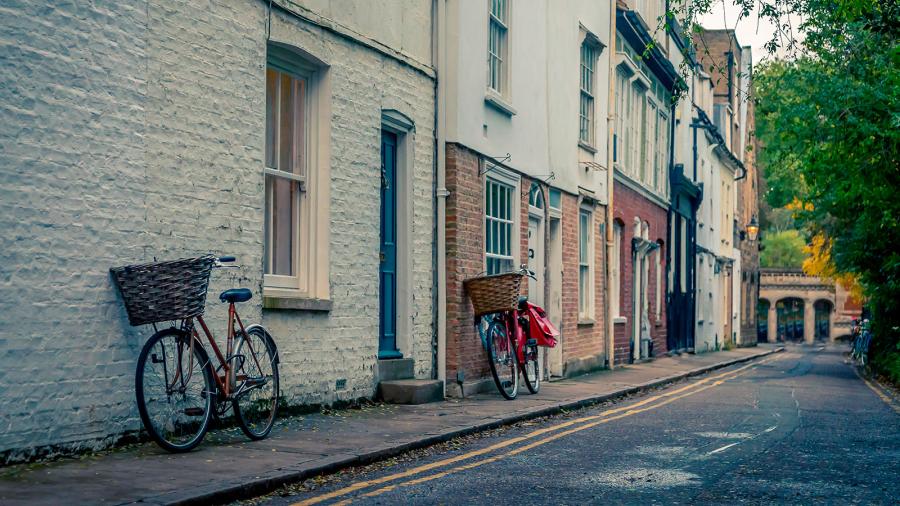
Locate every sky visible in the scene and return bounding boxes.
[698,0,804,64]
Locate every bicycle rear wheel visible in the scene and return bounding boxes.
[486,318,518,400]
[232,326,280,440]
[136,327,214,452]
[521,342,541,394]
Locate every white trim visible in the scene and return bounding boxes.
[381,110,416,358]
[483,164,521,274]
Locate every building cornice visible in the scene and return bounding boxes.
[271,0,436,79]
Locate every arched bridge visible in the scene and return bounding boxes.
[757,268,857,343]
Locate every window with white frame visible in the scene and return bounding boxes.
[655,246,662,320]
[264,46,329,298]
[579,41,597,145]
[578,208,593,319]
[485,176,515,274]
[487,0,509,96]
[612,221,623,318]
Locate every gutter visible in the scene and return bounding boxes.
[434,0,448,394]
[606,0,618,369]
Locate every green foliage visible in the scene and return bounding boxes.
[760,230,807,268]
[753,0,900,378]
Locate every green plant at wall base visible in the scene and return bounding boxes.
[752,0,900,381]
[760,230,806,269]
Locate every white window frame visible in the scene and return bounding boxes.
[484,165,520,275]
[612,221,623,319]
[578,206,594,320]
[654,246,662,320]
[579,39,599,147]
[487,0,510,97]
[264,45,331,300]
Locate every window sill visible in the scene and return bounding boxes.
[577,319,595,327]
[613,316,627,325]
[578,140,598,154]
[484,91,517,117]
[263,295,333,312]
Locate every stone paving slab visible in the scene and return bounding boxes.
[0,345,782,506]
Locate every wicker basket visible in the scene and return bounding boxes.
[463,272,523,317]
[110,255,216,326]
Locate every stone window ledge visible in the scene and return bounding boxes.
[613,316,627,325]
[263,295,333,312]
[484,91,517,116]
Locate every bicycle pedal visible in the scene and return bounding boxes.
[183,407,205,417]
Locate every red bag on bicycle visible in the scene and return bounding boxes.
[526,303,559,348]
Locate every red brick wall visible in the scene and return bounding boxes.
[612,180,668,364]
[559,193,607,367]
[445,142,608,389]
[445,143,491,383]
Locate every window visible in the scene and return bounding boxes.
[264,45,329,299]
[265,66,306,288]
[485,176,515,274]
[528,182,544,209]
[488,0,509,96]
[612,221,623,318]
[578,209,593,319]
[655,246,662,320]
[579,42,597,145]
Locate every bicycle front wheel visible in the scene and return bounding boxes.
[136,328,214,452]
[232,326,280,440]
[486,319,518,400]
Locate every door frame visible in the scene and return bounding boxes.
[381,110,415,358]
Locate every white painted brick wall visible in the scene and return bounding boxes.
[0,0,435,462]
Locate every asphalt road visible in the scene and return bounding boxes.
[243,346,900,505]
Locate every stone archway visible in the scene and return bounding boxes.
[759,269,837,343]
[814,299,833,341]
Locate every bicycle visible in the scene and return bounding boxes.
[465,265,557,400]
[850,319,872,366]
[112,255,280,452]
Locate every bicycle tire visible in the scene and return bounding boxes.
[521,343,541,394]
[232,326,280,440]
[136,327,214,452]
[486,319,518,400]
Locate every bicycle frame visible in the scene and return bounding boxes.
[185,303,264,400]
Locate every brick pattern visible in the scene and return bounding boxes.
[445,148,607,388]
[0,1,435,461]
[612,181,668,364]
[445,144,491,384]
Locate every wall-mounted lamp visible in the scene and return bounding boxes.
[746,216,760,242]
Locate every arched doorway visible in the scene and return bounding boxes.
[757,299,770,343]
[814,300,832,340]
[776,298,804,342]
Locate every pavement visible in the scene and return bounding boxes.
[248,344,900,505]
[0,344,784,505]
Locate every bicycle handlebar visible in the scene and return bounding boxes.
[519,264,537,280]
[214,256,239,268]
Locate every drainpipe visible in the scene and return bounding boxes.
[434,0,448,395]
[605,0,618,369]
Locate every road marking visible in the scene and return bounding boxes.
[854,368,900,415]
[292,355,779,506]
[705,424,778,456]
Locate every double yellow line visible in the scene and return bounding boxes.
[294,355,779,506]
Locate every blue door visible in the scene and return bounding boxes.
[379,131,401,359]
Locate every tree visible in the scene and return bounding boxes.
[750,0,900,381]
[760,230,806,268]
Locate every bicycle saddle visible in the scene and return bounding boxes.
[518,296,528,310]
[220,288,252,303]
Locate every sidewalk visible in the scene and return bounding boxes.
[0,344,782,505]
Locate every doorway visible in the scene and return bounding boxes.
[547,217,563,377]
[379,130,401,359]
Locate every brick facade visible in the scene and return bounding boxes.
[445,143,607,395]
[612,180,668,364]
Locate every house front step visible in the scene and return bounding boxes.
[378,379,444,404]
[376,357,415,381]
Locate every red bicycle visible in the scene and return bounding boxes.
[467,266,558,400]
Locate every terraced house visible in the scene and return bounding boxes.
[0,0,437,461]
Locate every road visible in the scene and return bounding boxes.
[242,346,900,505]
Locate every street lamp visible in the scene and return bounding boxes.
[746,216,760,242]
